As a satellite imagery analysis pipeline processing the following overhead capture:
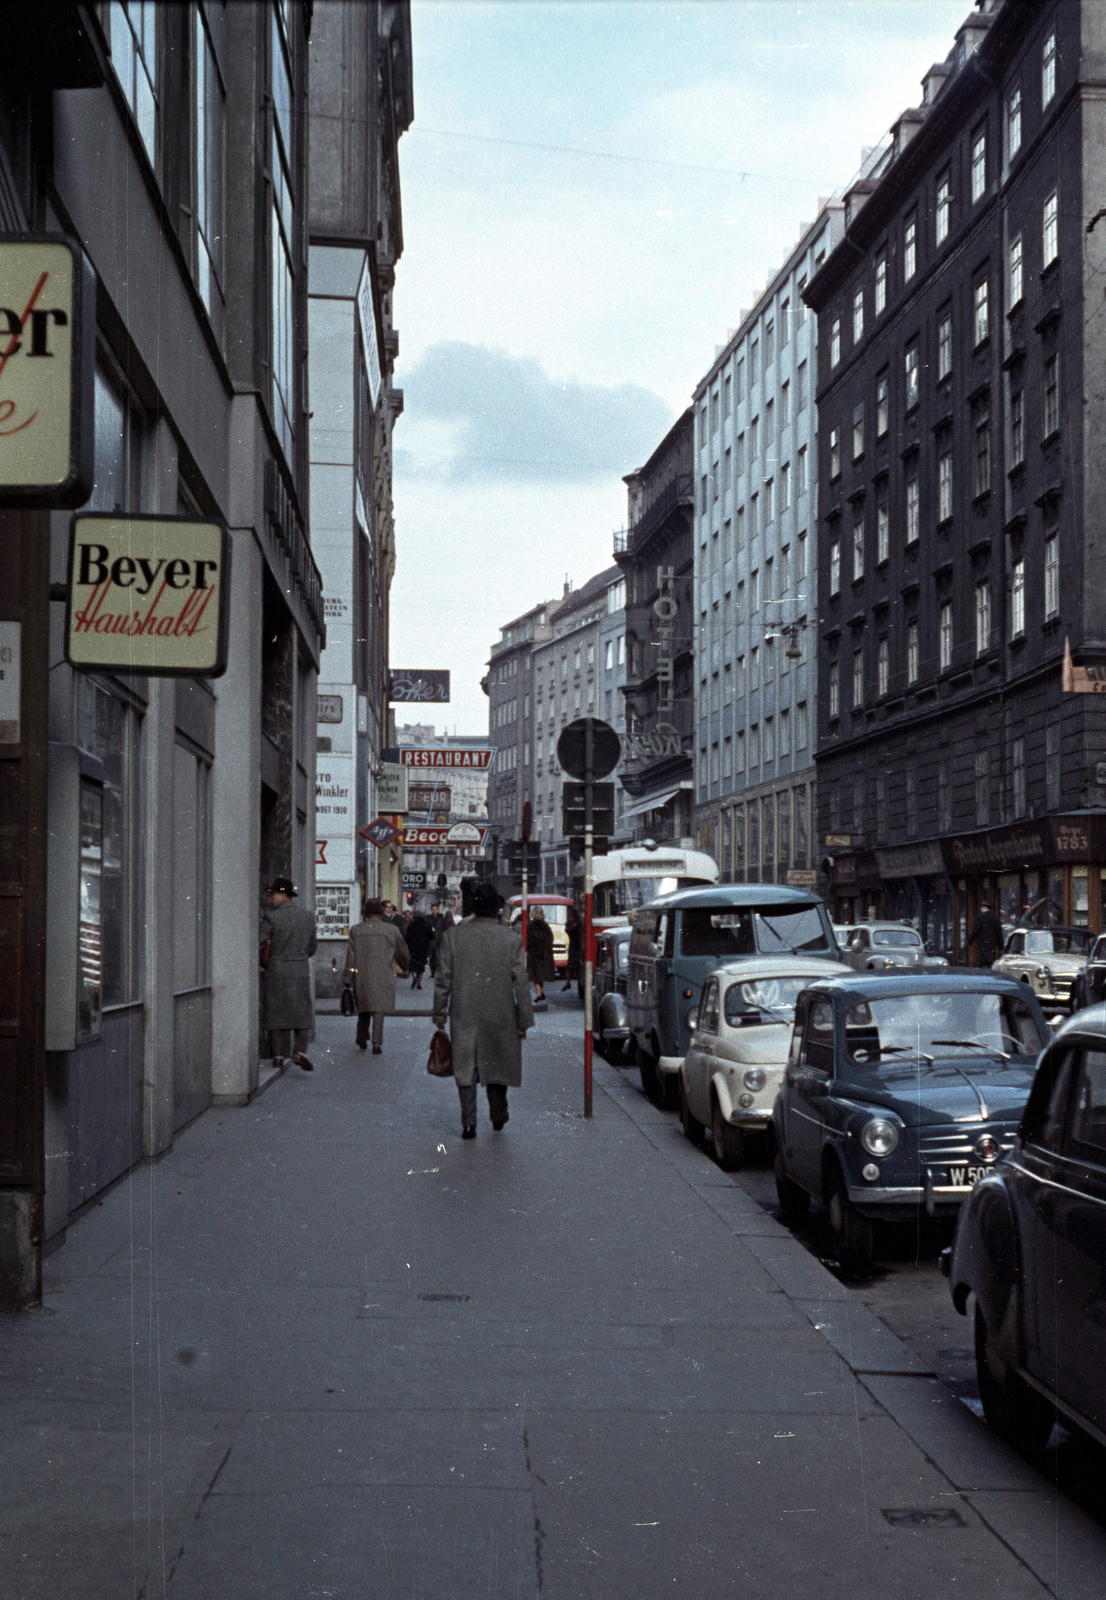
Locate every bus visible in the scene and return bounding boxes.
[574,844,719,927]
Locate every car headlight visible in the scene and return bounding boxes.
[743,1068,767,1092]
[861,1118,899,1157]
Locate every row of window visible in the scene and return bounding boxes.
[701,788,814,878]
[701,703,811,782]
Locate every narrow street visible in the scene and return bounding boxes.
[3,1000,1105,1599]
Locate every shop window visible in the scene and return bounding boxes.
[1072,867,1089,928]
[76,679,143,1016]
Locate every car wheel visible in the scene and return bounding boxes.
[654,1065,678,1111]
[678,1075,706,1148]
[974,1305,1055,1452]
[774,1149,810,1226]
[712,1097,744,1170]
[826,1162,874,1274]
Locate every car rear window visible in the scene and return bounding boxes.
[723,976,809,1027]
[679,904,832,959]
[872,929,921,947]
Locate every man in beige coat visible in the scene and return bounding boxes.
[343,898,410,1054]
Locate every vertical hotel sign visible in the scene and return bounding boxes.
[0,235,95,505]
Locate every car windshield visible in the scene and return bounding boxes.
[842,991,1048,1075]
[1024,928,1092,956]
[872,929,921,948]
[680,905,832,958]
[724,976,809,1027]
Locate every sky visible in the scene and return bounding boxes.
[388,0,972,737]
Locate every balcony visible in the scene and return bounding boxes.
[620,474,694,558]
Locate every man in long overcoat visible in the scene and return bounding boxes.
[260,877,318,1070]
[433,881,534,1137]
[344,898,410,1053]
[967,901,1004,968]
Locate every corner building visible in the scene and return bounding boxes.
[805,0,1106,953]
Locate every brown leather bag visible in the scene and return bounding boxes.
[426,1029,453,1077]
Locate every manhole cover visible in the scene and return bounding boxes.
[882,1508,965,1529]
[418,1293,470,1303]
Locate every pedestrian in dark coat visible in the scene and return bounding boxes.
[563,905,581,990]
[260,878,318,1070]
[406,913,433,989]
[967,902,1004,968]
[526,906,556,1001]
[344,899,410,1053]
[428,903,455,976]
[432,881,534,1137]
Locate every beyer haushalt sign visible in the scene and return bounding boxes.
[65,513,233,677]
[0,235,96,505]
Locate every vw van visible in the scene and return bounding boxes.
[627,884,841,1104]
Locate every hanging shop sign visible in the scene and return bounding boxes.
[401,822,491,849]
[361,816,401,848]
[0,234,95,506]
[377,762,408,812]
[410,784,450,812]
[65,514,232,677]
[356,254,382,410]
[389,669,450,703]
[386,746,494,770]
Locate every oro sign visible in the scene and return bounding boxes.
[0,235,95,505]
[65,513,233,677]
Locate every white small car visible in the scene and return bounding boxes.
[678,955,847,1169]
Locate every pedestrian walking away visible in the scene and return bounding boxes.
[260,877,318,1071]
[432,880,534,1137]
[344,898,411,1053]
[428,901,454,976]
[563,904,581,990]
[526,904,556,1005]
[405,910,434,989]
[966,901,1004,968]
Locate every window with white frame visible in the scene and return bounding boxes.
[1009,233,1024,306]
[828,659,839,718]
[905,344,919,410]
[852,517,864,582]
[1011,389,1024,466]
[110,1,158,164]
[852,401,864,460]
[1007,84,1022,160]
[973,278,989,345]
[877,635,889,697]
[936,172,951,244]
[852,286,864,344]
[830,540,841,597]
[938,448,953,522]
[972,399,991,497]
[875,253,887,315]
[830,318,841,367]
[1044,530,1059,618]
[937,312,952,380]
[971,126,987,202]
[876,372,889,436]
[829,427,841,479]
[852,649,864,707]
[1012,736,1026,818]
[1043,190,1059,266]
[904,212,917,281]
[1044,353,1060,435]
[877,499,889,564]
[1011,556,1025,636]
[905,471,920,543]
[939,600,953,671]
[1042,30,1056,108]
[907,619,919,684]
[975,580,991,654]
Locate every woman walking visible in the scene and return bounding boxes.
[526,906,556,1006]
[405,910,433,989]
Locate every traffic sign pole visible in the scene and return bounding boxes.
[583,718,594,1118]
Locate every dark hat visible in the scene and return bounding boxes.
[268,877,297,897]
[472,882,500,917]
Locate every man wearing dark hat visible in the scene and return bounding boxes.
[343,898,410,1053]
[967,901,1004,969]
[432,880,534,1138]
[260,878,318,1070]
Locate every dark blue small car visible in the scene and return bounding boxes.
[772,972,1050,1271]
[945,1003,1106,1454]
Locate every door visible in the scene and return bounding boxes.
[783,995,835,1192]
[685,979,719,1122]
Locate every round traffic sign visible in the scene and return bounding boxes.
[556,717,621,781]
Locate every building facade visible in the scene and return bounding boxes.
[308,0,412,989]
[691,206,845,884]
[805,0,1106,953]
[1,1,331,1303]
[616,412,696,844]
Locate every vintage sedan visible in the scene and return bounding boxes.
[991,925,1092,1013]
[837,922,949,973]
[591,926,634,1063]
[678,956,847,1169]
[1069,932,1106,1012]
[946,1004,1106,1453]
[772,973,1049,1272]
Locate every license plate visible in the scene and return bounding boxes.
[948,1165,989,1187]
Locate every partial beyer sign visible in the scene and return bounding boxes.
[65,514,232,677]
[0,234,95,505]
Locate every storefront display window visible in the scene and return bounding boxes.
[1072,867,1089,927]
[76,678,142,1010]
[1049,869,1066,925]
[998,874,1021,934]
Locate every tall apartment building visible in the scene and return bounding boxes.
[0,2,326,1302]
[616,412,696,844]
[485,600,549,845]
[805,0,1106,953]
[692,204,845,883]
[307,0,412,984]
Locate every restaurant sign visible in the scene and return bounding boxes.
[65,514,232,677]
[0,235,95,505]
[388,746,494,770]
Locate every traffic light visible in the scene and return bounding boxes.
[561,781,615,839]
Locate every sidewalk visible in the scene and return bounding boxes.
[2,1008,1104,1599]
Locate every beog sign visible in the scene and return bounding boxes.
[65,514,233,677]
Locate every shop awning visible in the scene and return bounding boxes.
[622,786,683,819]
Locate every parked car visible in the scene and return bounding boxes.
[678,956,847,1169]
[1069,932,1106,1011]
[772,972,1049,1272]
[991,925,1092,1013]
[836,921,949,973]
[627,884,841,1107]
[592,926,634,1063]
[945,1004,1106,1453]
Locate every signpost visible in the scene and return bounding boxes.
[556,717,621,1117]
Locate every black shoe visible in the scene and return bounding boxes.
[294,1053,314,1071]
[462,1127,477,1140]
[492,1114,508,1132]
[372,1045,382,1055]
[357,1040,367,1050]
